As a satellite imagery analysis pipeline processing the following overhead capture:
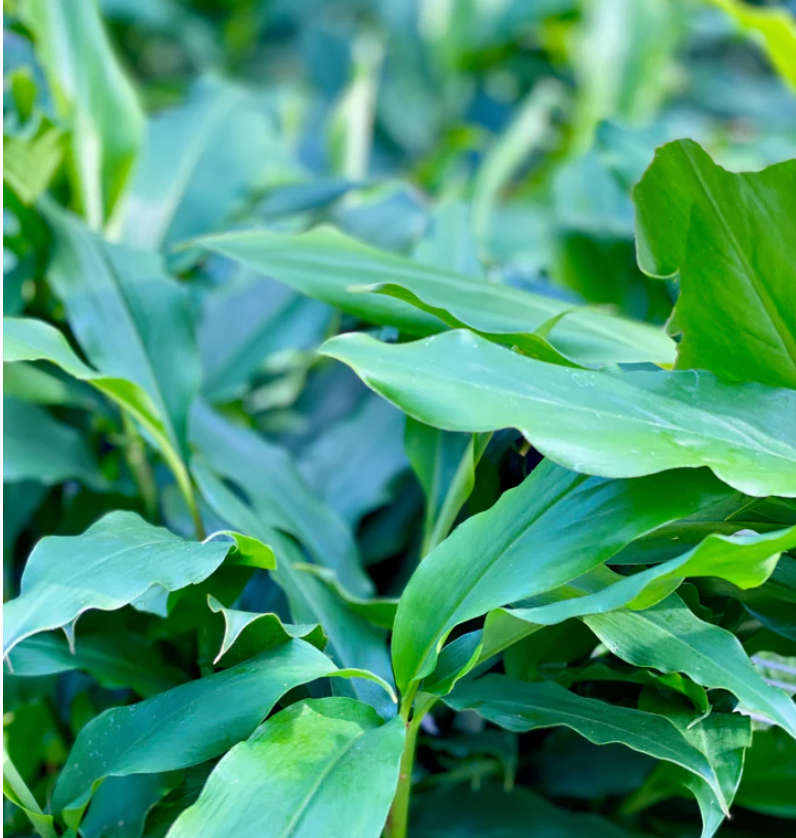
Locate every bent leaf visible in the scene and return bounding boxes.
[445,674,727,811]
[166,698,405,838]
[321,329,796,498]
[584,594,796,739]
[2,511,272,657]
[634,140,796,389]
[51,640,380,827]
[391,459,730,691]
[199,225,674,367]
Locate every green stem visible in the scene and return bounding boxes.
[385,690,437,838]
[121,412,158,521]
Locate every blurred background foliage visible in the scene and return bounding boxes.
[4,0,796,836]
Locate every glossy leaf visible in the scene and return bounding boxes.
[166,698,405,838]
[198,225,675,367]
[2,511,274,657]
[634,140,796,389]
[51,640,387,827]
[584,594,796,738]
[390,459,730,691]
[207,595,326,665]
[445,674,728,810]
[322,329,796,497]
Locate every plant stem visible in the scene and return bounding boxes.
[385,690,437,838]
[121,412,158,521]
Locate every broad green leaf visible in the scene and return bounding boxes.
[50,640,387,827]
[736,727,796,817]
[584,594,796,738]
[634,140,796,389]
[166,698,405,838]
[412,200,483,279]
[192,461,395,715]
[413,785,635,838]
[444,674,728,811]
[43,203,200,460]
[390,459,730,691]
[23,0,143,227]
[207,595,326,666]
[709,0,796,90]
[3,316,196,514]
[192,403,370,596]
[435,524,795,693]
[321,329,796,498]
[3,397,107,489]
[198,226,675,367]
[2,510,273,657]
[3,127,64,203]
[5,629,187,698]
[124,78,292,251]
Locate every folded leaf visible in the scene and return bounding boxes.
[585,594,796,738]
[166,698,405,838]
[391,459,730,691]
[2,511,273,657]
[199,226,675,367]
[321,329,796,497]
[207,595,326,665]
[51,640,384,827]
[634,140,796,389]
[444,674,728,811]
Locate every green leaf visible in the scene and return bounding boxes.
[197,225,675,367]
[584,594,796,738]
[3,747,57,838]
[390,459,730,691]
[3,316,196,517]
[207,595,327,665]
[50,640,385,828]
[321,329,796,498]
[22,0,144,227]
[405,418,486,558]
[192,403,370,596]
[633,139,796,389]
[124,78,291,251]
[2,510,273,657]
[298,395,408,528]
[5,629,187,698]
[736,727,796,818]
[165,698,405,838]
[413,785,635,838]
[42,203,200,460]
[81,773,182,838]
[3,397,107,489]
[192,461,395,715]
[444,674,729,812]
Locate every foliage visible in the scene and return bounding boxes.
[3,1,796,837]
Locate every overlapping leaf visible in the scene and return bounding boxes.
[322,329,796,497]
